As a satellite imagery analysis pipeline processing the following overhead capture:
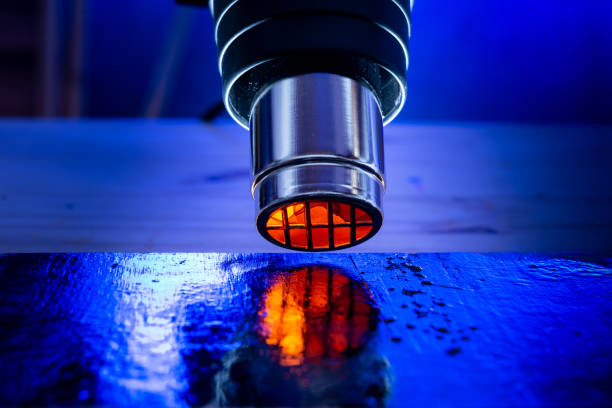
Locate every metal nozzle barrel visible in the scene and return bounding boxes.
[250,73,385,251]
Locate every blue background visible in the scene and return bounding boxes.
[68,0,612,122]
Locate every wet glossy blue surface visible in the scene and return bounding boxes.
[0,253,611,407]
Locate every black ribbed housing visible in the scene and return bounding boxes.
[210,0,411,128]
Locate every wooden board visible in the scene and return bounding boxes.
[0,120,611,252]
[0,252,610,406]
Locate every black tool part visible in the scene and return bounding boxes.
[175,0,209,7]
[183,0,411,127]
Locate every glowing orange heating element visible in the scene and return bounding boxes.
[258,266,375,366]
[265,200,374,250]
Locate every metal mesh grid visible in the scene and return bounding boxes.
[265,200,374,250]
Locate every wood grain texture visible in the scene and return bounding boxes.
[0,252,610,406]
[0,120,611,252]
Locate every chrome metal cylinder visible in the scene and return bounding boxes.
[250,73,385,250]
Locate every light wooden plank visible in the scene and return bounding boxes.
[0,120,610,252]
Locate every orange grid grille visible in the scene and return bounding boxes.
[265,200,374,250]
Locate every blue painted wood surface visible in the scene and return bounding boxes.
[0,253,610,407]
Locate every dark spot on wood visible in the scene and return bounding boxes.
[365,383,387,400]
[461,336,470,341]
[186,169,250,184]
[431,326,450,334]
[470,326,478,331]
[412,301,423,308]
[446,347,462,356]
[433,301,446,307]
[414,273,425,278]
[391,337,402,343]
[388,287,395,292]
[408,265,423,273]
[435,226,498,234]
[421,281,433,286]
[152,279,160,283]
[384,318,396,324]
[406,323,416,329]
[111,263,118,269]
[402,289,424,296]
[179,260,186,264]
[414,310,428,318]
[229,360,251,382]
[401,304,408,308]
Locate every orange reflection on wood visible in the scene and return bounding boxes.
[328,272,350,356]
[257,266,377,366]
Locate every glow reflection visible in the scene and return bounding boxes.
[257,265,378,367]
[101,253,225,404]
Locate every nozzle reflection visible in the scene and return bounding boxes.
[257,265,378,367]
[215,265,388,407]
